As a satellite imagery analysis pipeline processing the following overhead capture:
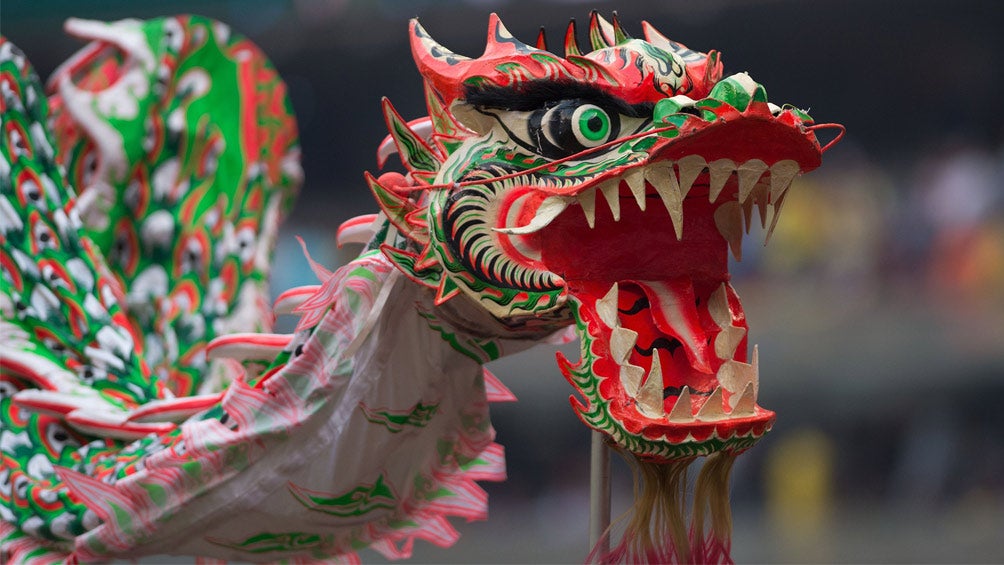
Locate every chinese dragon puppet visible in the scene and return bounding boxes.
[0,11,839,564]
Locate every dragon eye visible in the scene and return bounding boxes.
[530,101,621,158]
[571,105,611,147]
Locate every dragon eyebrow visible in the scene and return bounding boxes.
[463,80,654,117]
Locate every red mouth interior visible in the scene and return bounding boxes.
[536,174,757,426]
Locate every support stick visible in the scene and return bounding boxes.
[588,430,611,560]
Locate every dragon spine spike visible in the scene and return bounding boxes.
[564,19,581,56]
[535,26,547,51]
[587,11,613,50]
[379,244,441,290]
[434,272,461,305]
[381,98,443,174]
[611,12,632,44]
[484,13,531,54]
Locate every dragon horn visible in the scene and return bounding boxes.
[588,11,614,50]
[409,18,473,103]
[611,12,632,45]
[535,26,547,51]
[564,19,581,56]
[484,13,534,55]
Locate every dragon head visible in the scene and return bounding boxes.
[374,13,837,463]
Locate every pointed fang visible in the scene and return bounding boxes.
[595,282,619,328]
[769,159,800,203]
[649,163,684,240]
[714,201,743,261]
[494,196,571,235]
[708,159,735,202]
[579,188,597,228]
[600,180,621,221]
[667,386,693,423]
[696,387,726,421]
[620,364,644,397]
[676,155,706,199]
[636,353,665,418]
[737,159,768,203]
[610,327,638,365]
[730,382,756,416]
[625,168,647,211]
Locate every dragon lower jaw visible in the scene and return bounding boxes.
[535,161,795,459]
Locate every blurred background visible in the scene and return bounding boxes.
[4,0,1004,562]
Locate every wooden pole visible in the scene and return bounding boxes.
[588,430,611,560]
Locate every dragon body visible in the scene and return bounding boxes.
[0,13,836,563]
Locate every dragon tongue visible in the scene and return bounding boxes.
[630,279,714,374]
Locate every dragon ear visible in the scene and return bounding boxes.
[448,101,495,135]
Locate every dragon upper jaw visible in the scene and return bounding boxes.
[493,129,819,458]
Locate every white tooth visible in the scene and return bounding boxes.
[707,283,731,327]
[625,168,647,211]
[667,386,694,423]
[494,196,571,235]
[620,364,644,397]
[730,382,756,416]
[636,353,665,418]
[708,159,734,202]
[649,163,684,240]
[754,183,770,230]
[715,325,746,361]
[595,283,619,328]
[767,102,782,115]
[769,160,799,203]
[676,155,706,198]
[600,180,621,221]
[737,159,768,203]
[717,359,757,397]
[742,198,755,235]
[696,387,726,421]
[714,201,743,261]
[579,188,597,228]
[610,327,638,365]
[764,191,788,244]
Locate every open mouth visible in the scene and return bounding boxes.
[508,142,818,459]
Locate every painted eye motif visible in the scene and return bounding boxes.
[528,101,620,159]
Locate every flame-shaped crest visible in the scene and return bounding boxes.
[410,12,724,107]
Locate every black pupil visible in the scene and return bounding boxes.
[586,115,603,134]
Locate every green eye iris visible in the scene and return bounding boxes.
[572,105,611,146]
